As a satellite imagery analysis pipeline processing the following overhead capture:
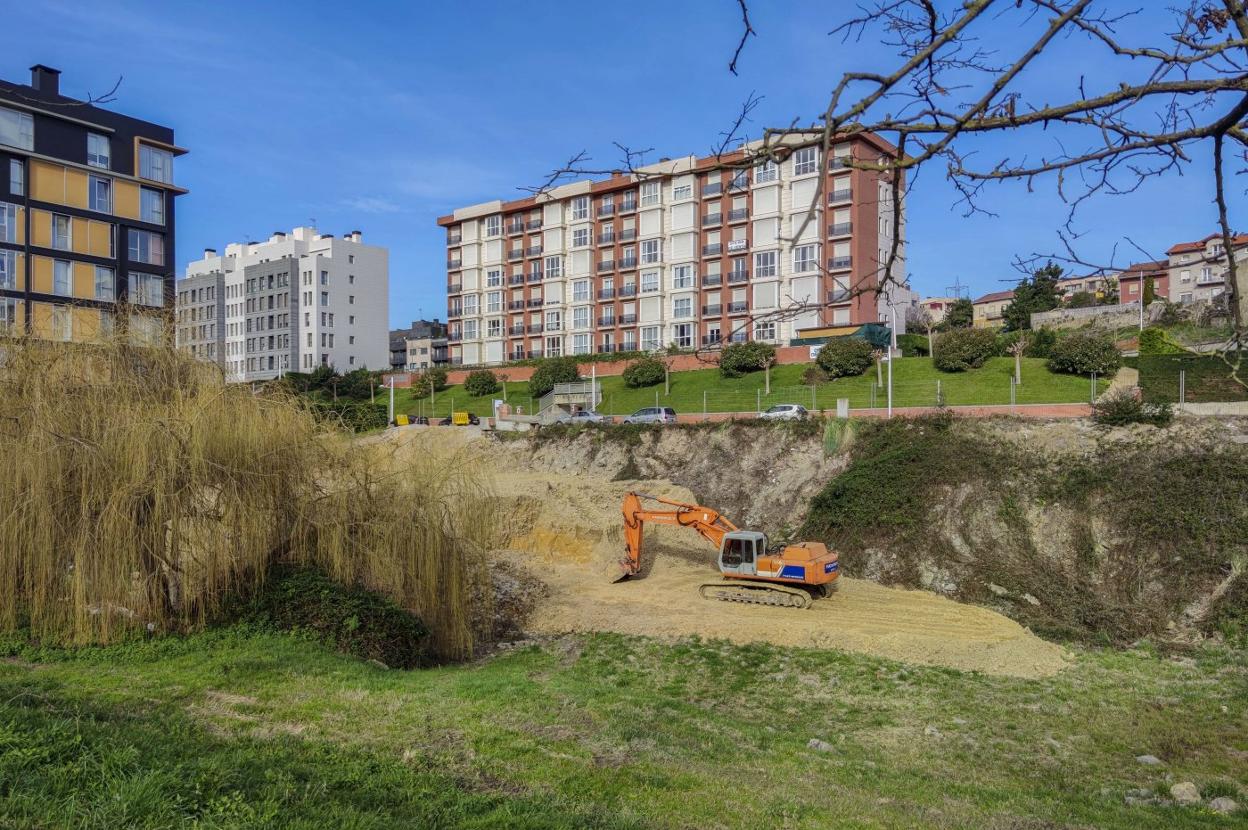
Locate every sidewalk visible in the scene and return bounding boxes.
[671,403,1091,423]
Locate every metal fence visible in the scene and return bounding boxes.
[1134,354,1247,406]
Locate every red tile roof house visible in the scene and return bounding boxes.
[972,289,1015,327]
[1165,232,1248,305]
[1116,260,1169,305]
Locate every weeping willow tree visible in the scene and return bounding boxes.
[0,335,494,660]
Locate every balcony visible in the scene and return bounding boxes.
[727,239,748,252]
[528,272,543,283]
[828,256,853,270]
[527,219,542,230]
[728,175,749,192]
[506,223,525,236]
[619,285,638,297]
[526,245,543,257]
[447,283,462,294]
[447,259,462,270]
[619,256,638,270]
[827,289,851,303]
[598,232,615,245]
[729,331,748,343]
[508,325,525,336]
[619,200,637,214]
[619,314,637,325]
[508,249,523,261]
[597,344,617,353]
[702,182,723,197]
[619,229,637,242]
[598,260,616,272]
[828,188,852,203]
[728,270,749,284]
[546,322,562,332]
[447,234,462,245]
[702,274,722,287]
[1197,272,1224,285]
[510,351,526,362]
[598,204,616,217]
[527,324,543,334]
[828,222,852,236]
[702,243,723,257]
[701,334,723,346]
[449,356,464,365]
[597,316,616,327]
[728,208,749,223]
[508,300,525,311]
[702,304,722,316]
[448,308,463,319]
[703,213,722,227]
[528,349,544,359]
[448,333,462,342]
[598,288,615,299]
[509,275,525,285]
[728,302,748,314]
[830,155,852,169]
[527,298,544,308]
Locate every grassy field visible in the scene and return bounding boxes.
[1135,354,1246,403]
[1,628,1242,829]
[396,357,1105,419]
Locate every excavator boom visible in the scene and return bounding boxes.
[614,492,737,582]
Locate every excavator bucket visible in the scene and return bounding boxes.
[608,557,634,583]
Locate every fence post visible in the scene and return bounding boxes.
[756,388,761,414]
[703,390,707,420]
[1090,372,1097,404]
[1178,369,1186,412]
[655,390,659,408]
[936,379,942,407]
[1010,377,1016,414]
[810,385,816,411]
[870,384,876,409]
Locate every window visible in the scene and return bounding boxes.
[52,214,72,251]
[573,280,590,301]
[545,310,562,331]
[640,181,660,206]
[128,272,164,306]
[793,147,818,176]
[793,244,818,273]
[572,227,590,247]
[139,144,173,183]
[641,325,661,351]
[673,323,693,348]
[487,269,502,287]
[0,250,15,289]
[128,229,164,265]
[487,319,502,337]
[671,183,692,201]
[463,320,479,339]
[572,333,591,355]
[673,297,692,318]
[544,256,562,278]
[754,160,778,184]
[672,264,694,289]
[89,175,112,212]
[88,133,111,169]
[51,305,72,341]
[754,251,777,278]
[754,320,776,341]
[9,159,23,195]
[545,335,562,357]
[0,106,34,151]
[486,291,502,313]
[140,187,164,224]
[0,297,16,331]
[51,260,72,295]
[641,239,661,264]
[0,202,15,243]
[573,306,590,329]
[485,215,501,237]
[641,271,660,293]
[463,294,479,315]
[571,196,589,221]
[319,270,328,285]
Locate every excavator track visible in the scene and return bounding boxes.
[698,580,814,609]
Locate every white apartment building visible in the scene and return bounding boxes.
[439,134,911,366]
[177,227,388,381]
[1166,232,1248,305]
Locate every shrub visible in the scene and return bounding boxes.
[234,566,430,668]
[719,341,776,378]
[1091,388,1173,427]
[528,356,580,398]
[1139,326,1189,356]
[815,337,874,378]
[1047,330,1121,376]
[801,365,829,385]
[463,369,500,397]
[933,328,999,371]
[312,400,389,432]
[1025,327,1057,358]
[414,366,448,393]
[337,368,379,401]
[897,332,931,357]
[622,356,666,388]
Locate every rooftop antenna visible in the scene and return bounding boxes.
[945,276,970,299]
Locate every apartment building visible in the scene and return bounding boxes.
[389,318,448,371]
[1116,260,1168,305]
[918,296,957,324]
[437,134,910,366]
[972,290,1014,327]
[177,227,388,381]
[1166,232,1248,305]
[1055,274,1116,301]
[0,64,184,342]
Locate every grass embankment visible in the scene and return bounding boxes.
[1,629,1243,829]
[397,357,1103,418]
[1135,353,1246,403]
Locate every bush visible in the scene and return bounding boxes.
[897,333,930,357]
[414,366,448,393]
[719,341,776,378]
[815,337,874,378]
[528,356,580,398]
[622,356,666,388]
[1139,326,1189,356]
[1047,331,1121,376]
[463,369,500,397]
[933,328,999,372]
[337,368,379,401]
[1091,388,1173,427]
[801,365,829,385]
[312,400,389,432]
[234,566,430,668]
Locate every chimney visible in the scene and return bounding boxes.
[29,65,61,96]
[350,230,362,243]
[203,248,217,258]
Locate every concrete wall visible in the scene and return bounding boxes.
[1031,302,1140,330]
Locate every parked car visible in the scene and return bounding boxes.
[758,404,809,421]
[622,406,677,425]
[556,409,608,424]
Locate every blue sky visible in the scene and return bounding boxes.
[8,0,1242,325]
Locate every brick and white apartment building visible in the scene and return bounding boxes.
[437,134,911,366]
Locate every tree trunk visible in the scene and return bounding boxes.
[764,362,771,394]
[1015,351,1022,386]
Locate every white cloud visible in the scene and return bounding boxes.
[342,196,404,215]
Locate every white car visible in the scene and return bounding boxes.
[758,404,809,421]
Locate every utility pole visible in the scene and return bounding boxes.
[387,376,395,425]
[887,305,897,418]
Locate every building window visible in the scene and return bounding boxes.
[485,215,501,237]
[573,280,590,302]
[754,320,776,341]
[673,323,693,348]
[487,269,502,287]
[673,297,692,318]
[754,251,777,278]
[572,227,590,247]
[640,181,660,207]
[0,250,15,289]
[51,305,72,341]
[671,183,692,201]
[672,264,694,289]
[641,270,660,293]
[52,259,72,295]
[0,202,15,243]
[754,160,778,184]
[0,106,34,151]
[545,310,562,331]
[0,297,16,331]
[641,239,661,264]
[793,244,818,273]
[128,271,164,307]
[792,147,818,176]
[128,229,164,265]
[88,133,111,169]
[52,214,72,251]
[641,325,661,351]
[89,175,112,213]
[571,196,589,221]
[486,291,502,313]
[139,144,173,183]
[572,333,591,354]
[140,187,164,224]
[544,256,562,278]
[487,319,502,337]
[9,159,23,195]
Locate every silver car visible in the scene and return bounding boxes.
[556,409,608,424]
[758,404,809,421]
[622,406,677,424]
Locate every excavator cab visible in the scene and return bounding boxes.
[719,531,767,577]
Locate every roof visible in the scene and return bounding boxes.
[1118,259,1169,278]
[973,290,1015,304]
[1166,233,1248,255]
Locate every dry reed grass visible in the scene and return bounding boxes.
[0,336,492,660]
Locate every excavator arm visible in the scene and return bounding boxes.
[613,492,739,582]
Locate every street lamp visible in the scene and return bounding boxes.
[887,304,896,418]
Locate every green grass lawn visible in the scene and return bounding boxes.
[1136,354,1247,404]
[395,357,1105,419]
[1,629,1243,829]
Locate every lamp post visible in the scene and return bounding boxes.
[887,304,897,418]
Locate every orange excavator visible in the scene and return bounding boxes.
[613,492,840,608]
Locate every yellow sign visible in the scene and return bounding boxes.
[452,411,470,426]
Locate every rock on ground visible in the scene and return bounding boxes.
[1135,754,1164,766]
[1169,782,1201,806]
[1209,797,1239,815]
